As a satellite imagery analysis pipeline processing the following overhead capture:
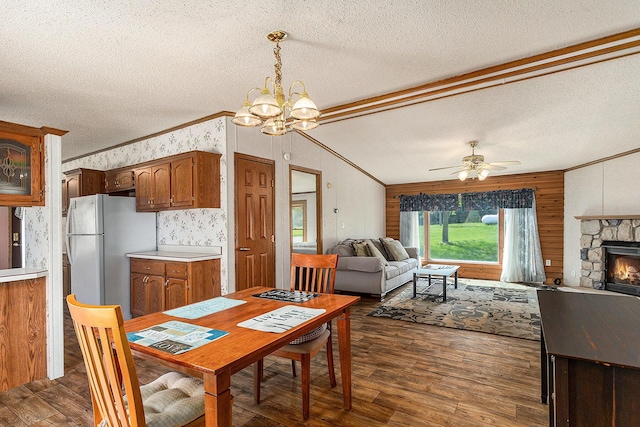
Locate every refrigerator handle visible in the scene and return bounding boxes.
[66,201,75,265]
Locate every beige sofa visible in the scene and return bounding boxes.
[328,238,420,300]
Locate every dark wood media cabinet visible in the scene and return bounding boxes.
[538,290,640,426]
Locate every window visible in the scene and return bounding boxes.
[401,209,499,263]
[291,200,307,243]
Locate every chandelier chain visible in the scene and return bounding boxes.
[273,41,282,87]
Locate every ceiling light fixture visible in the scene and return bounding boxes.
[232,30,320,136]
[430,140,521,181]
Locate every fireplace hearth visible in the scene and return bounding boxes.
[602,241,640,296]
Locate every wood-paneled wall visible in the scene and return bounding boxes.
[386,170,564,285]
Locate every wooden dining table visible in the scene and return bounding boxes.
[123,286,360,427]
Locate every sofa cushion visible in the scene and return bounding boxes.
[353,242,370,257]
[365,240,389,266]
[384,265,401,280]
[380,238,410,261]
[389,260,416,275]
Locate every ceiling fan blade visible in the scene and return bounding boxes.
[487,160,521,166]
[429,165,463,171]
[450,168,468,175]
[482,164,507,171]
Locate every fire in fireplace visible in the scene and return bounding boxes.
[602,241,640,296]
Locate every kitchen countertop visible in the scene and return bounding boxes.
[0,268,48,284]
[126,251,222,262]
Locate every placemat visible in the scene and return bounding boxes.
[127,320,228,354]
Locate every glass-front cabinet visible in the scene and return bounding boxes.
[0,127,44,206]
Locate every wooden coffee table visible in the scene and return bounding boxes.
[412,264,460,302]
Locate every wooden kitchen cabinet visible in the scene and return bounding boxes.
[62,168,105,215]
[133,151,220,212]
[0,126,44,206]
[130,257,220,317]
[134,163,171,211]
[105,167,135,193]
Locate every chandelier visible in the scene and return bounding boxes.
[232,30,320,136]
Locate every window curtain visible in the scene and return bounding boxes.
[500,198,546,283]
[399,211,420,249]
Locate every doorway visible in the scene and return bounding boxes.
[290,166,322,255]
[0,207,23,269]
[234,154,276,290]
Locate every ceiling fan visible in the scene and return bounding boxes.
[429,140,520,181]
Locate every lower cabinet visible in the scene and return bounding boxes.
[130,257,220,317]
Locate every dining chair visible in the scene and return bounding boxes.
[253,253,339,420]
[66,294,205,427]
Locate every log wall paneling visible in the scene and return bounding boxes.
[386,170,564,285]
[0,277,47,391]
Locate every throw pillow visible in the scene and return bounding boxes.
[352,242,370,257]
[380,237,410,261]
[365,239,389,266]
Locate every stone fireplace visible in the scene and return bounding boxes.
[580,218,640,295]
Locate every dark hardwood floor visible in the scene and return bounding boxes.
[0,283,548,426]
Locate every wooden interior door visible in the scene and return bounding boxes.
[235,154,275,291]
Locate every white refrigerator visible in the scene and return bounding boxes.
[65,194,157,319]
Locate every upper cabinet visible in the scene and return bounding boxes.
[62,168,105,215]
[0,129,44,206]
[134,151,220,212]
[105,168,135,194]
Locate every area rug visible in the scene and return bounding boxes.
[368,279,542,341]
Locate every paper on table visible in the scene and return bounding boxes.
[163,297,247,319]
[237,305,326,333]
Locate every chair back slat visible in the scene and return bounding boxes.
[67,295,145,427]
[290,253,338,294]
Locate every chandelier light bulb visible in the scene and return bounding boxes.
[232,100,262,127]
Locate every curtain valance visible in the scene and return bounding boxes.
[400,188,534,212]
[399,193,459,212]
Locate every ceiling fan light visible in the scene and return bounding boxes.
[478,168,490,180]
[231,102,262,127]
[290,92,321,120]
[458,170,469,181]
[291,119,318,131]
[249,88,282,118]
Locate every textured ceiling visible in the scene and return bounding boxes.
[2,1,640,184]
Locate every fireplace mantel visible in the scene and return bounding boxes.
[575,215,640,220]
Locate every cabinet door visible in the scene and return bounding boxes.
[146,275,166,314]
[62,179,68,215]
[151,164,171,209]
[165,279,188,310]
[117,170,135,190]
[66,174,80,203]
[171,157,194,208]
[0,130,44,206]
[105,170,119,193]
[131,273,148,317]
[134,168,153,211]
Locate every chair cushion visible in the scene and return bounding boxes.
[281,329,331,354]
[289,322,327,345]
[115,371,204,427]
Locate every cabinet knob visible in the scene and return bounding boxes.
[239,247,250,251]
